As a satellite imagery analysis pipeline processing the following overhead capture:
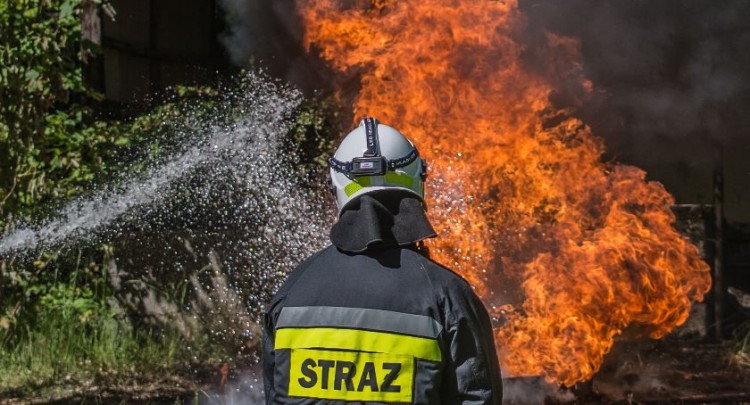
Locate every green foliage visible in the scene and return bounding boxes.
[289,98,340,170]
[0,248,224,396]
[0,0,118,224]
[1,246,107,348]
[0,1,232,395]
[0,1,340,395]
[0,78,341,396]
[0,86,232,354]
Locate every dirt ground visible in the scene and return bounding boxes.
[499,337,750,405]
[585,338,750,404]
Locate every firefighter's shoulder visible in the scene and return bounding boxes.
[268,245,334,306]
[402,248,476,296]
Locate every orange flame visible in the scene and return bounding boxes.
[297,0,711,386]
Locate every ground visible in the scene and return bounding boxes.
[499,337,750,404]
[2,339,749,404]
[586,338,750,404]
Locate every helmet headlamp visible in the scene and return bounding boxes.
[350,156,387,176]
[329,117,420,179]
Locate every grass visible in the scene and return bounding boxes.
[0,315,216,398]
[733,323,750,369]
[0,279,227,399]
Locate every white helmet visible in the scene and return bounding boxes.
[328,117,427,214]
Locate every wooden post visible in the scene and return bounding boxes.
[148,0,160,97]
[713,146,725,339]
[81,0,102,49]
[81,0,106,95]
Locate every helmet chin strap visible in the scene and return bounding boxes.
[363,117,380,157]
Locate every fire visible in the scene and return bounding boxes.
[296,0,712,386]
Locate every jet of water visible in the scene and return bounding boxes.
[0,71,334,358]
[0,72,331,260]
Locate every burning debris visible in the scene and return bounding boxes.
[295,0,711,387]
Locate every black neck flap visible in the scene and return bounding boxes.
[330,192,437,253]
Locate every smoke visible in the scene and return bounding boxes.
[502,377,576,404]
[218,0,258,65]
[217,0,320,92]
[200,365,266,404]
[520,0,750,161]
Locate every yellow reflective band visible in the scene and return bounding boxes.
[277,306,442,339]
[344,176,371,197]
[275,328,442,362]
[288,348,413,403]
[344,173,414,197]
[384,171,413,188]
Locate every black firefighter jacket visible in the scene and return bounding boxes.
[262,245,503,404]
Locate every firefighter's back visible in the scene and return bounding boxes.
[264,245,473,404]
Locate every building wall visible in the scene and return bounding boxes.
[101,0,223,104]
[606,134,750,224]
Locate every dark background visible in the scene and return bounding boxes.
[95,0,750,222]
[93,1,750,325]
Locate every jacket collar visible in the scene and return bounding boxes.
[330,192,436,253]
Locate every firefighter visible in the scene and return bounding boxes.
[262,118,503,404]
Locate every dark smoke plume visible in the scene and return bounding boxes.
[217,0,322,92]
[217,0,750,210]
[520,0,750,164]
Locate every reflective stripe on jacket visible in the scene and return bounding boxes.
[262,245,503,404]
